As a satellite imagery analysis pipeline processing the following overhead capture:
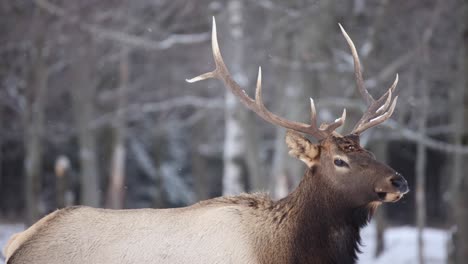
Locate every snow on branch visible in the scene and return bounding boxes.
[138,96,224,113]
[318,99,468,154]
[33,0,209,50]
[85,27,210,51]
[92,96,224,128]
[384,119,468,154]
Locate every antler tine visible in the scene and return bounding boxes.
[352,96,398,135]
[339,24,374,105]
[309,98,318,127]
[186,17,255,119]
[187,17,346,140]
[320,109,347,134]
[254,67,315,136]
[339,23,399,135]
[375,87,393,115]
[350,75,399,135]
[309,98,347,138]
[374,74,398,114]
[186,18,231,85]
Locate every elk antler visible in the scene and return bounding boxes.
[187,17,346,140]
[338,24,399,135]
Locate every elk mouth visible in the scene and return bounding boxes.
[377,192,387,200]
[375,174,409,202]
[376,191,405,202]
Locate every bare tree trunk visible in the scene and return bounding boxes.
[415,3,443,261]
[191,118,220,200]
[70,34,100,207]
[451,3,468,262]
[449,38,466,263]
[454,189,468,263]
[270,0,334,198]
[222,0,247,195]
[244,116,267,191]
[413,52,429,263]
[128,137,164,208]
[160,122,195,206]
[191,118,209,200]
[23,22,47,225]
[454,153,468,264]
[106,48,129,209]
[374,208,386,257]
[0,114,2,206]
[271,52,308,196]
[270,23,304,198]
[448,100,463,263]
[415,109,427,264]
[54,155,71,208]
[370,140,388,257]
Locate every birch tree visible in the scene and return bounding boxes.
[222,0,248,195]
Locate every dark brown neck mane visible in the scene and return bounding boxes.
[261,166,376,264]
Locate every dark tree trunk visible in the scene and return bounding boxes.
[370,141,389,257]
[54,155,71,208]
[69,33,100,207]
[270,0,335,198]
[23,11,47,225]
[106,48,130,209]
[451,3,468,262]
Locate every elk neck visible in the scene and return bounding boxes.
[263,165,377,264]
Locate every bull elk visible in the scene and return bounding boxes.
[4,18,408,264]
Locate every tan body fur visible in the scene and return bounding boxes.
[4,198,266,264]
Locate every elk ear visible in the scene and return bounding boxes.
[285,130,320,168]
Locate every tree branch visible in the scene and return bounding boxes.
[33,0,209,50]
[318,99,468,154]
[91,96,224,128]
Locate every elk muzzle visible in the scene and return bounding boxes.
[375,173,409,202]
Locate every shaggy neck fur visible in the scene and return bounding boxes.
[257,166,377,264]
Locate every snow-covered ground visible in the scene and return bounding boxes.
[0,223,448,264]
[0,223,24,264]
[359,224,449,264]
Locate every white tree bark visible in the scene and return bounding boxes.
[222,0,247,195]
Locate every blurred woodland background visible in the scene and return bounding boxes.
[1,0,468,263]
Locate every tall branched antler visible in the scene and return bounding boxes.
[187,17,346,140]
[187,18,399,140]
[338,24,399,135]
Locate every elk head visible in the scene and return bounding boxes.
[187,18,408,208]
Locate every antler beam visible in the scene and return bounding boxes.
[187,17,346,140]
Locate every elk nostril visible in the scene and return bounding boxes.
[389,175,409,193]
[390,178,402,188]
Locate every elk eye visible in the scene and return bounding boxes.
[334,159,348,167]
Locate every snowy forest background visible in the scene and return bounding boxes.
[1,0,468,263]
